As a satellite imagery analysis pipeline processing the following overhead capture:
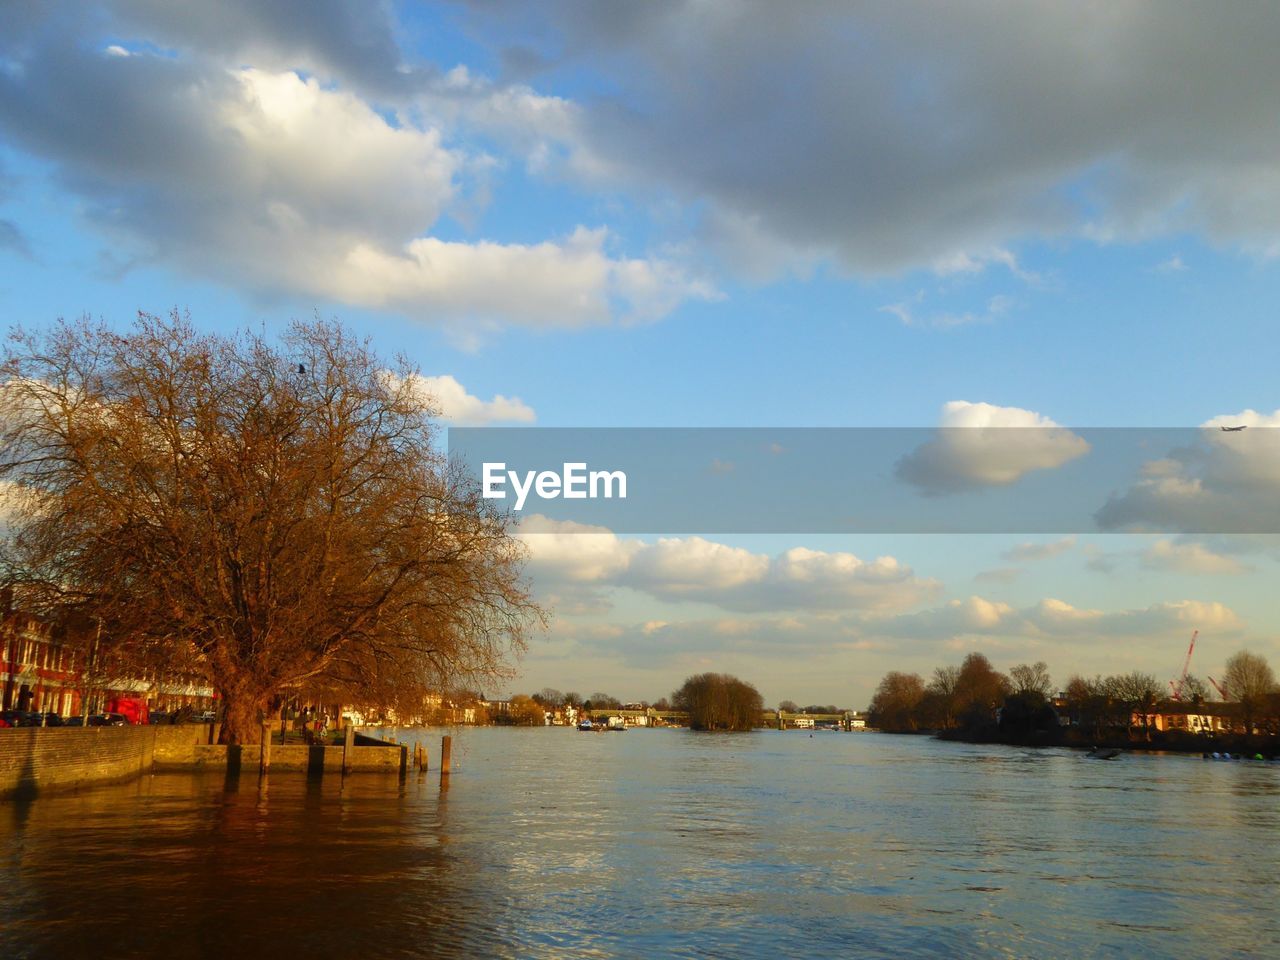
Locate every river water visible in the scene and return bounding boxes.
[2,728,1277,958]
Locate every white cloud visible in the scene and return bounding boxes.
[0,38,712,337]
[1004,536,1077,563]
[518,515,639,584]
[517,520,938,614]
[398,373,534,426]
[1097,410,1280,532]
[897,401,1091,495]
[1142,539,1249,575]
[875,594,1242,642]
[881,293,1016,330]
[464,3,1280,275]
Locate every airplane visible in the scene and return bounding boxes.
[1220,425,1247,432]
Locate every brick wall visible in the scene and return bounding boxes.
[1,725,406,799]
[0,726,156,800]
[1,724,220,799]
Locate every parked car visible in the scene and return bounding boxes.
[87,713,128,726]
[62,715,86,726]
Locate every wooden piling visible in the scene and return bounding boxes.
[342,722,355,775]
[440,735,452,776]
[259,721,272,775]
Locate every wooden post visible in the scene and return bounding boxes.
[398,745,408,782]
[342,722,355,775]
[259,721,271,775]
[440,735,452,777]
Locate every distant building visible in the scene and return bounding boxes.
[1,611,81,716]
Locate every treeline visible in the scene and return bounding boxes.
[868,650,1280,742]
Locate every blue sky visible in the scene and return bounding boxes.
[2,1,1280,705]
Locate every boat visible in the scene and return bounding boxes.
[577,719,594,731]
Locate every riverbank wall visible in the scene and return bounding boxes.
[1,725,407,800]
[934,725,1280,756]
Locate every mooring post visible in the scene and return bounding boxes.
[259,721,271,775]
[343,722,355,775]
[398,745,408,782]
[440,735,452,777]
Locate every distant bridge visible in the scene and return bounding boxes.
[584,708,866,730]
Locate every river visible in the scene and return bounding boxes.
[2,727,1277,958]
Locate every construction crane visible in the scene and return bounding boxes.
[1208,676,1229,700]
[1168,629,1198,701]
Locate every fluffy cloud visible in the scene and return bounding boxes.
[1096,411,1280,532]
[875,595,1241,643]
[1004,536,1077,563]
[0,11,711,337]
[518,515,640,584]
[896,401,1090,495]
[518,519,938,614]
[1142,539,1249,576]
[460,2,1280,274]
[397,373,535,426]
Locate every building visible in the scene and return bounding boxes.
[1,610,82,716]
[2,604,215,719]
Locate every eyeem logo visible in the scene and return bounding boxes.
[482,462,627,511]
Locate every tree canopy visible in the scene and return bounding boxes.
[0,312,540,742]
[673,672,763,731]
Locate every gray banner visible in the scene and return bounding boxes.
[448,427,1280,533]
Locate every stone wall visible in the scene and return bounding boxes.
[0,725,184,800]
[1,725,405,800]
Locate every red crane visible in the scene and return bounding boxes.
[1208,676,1229,700]
[1168,630,1198,701]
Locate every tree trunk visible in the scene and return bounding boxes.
[218,688,271,744]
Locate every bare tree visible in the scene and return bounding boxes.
[1009,661,1053,699]
[0,313,541,742]
[1223,650,1277,734]
[1106,672,1162,739]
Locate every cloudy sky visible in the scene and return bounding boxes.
[3,1,1280,705]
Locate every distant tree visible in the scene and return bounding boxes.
[803,704,839,715]
[563,692,583,709]
[1106,672,1162,739]
[532,687,563,707]
[1224,650,1278,733]
[508,694,547,726]
[778,699,799,713]
[589,691,622,709]
[1180,675,1211,704]
[954,653,1010,728]
[925,665,962,729]
[651,697,671,711]
[999,691,1059,735]
[672,673,763,731]
[868,671,925,732]
[1009,661,1054,699]
[1064,674,1113,737]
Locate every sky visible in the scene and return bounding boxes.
[2,1,1280,707]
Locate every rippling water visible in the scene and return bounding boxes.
[2,728,1278,958]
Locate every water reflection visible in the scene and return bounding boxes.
[1,729,1278,958]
